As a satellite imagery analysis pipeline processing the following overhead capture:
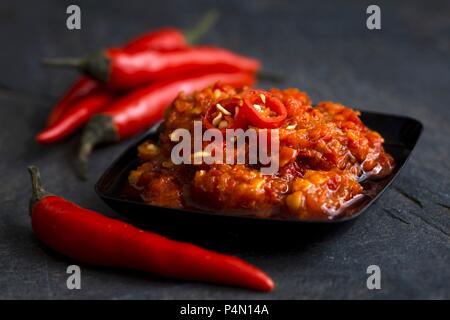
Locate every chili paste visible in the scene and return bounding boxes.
[127,84,394,220]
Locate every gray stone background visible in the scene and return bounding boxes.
[0,0,449,299]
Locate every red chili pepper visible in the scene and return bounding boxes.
[43,46,261,90]
[203,97,248,132]
[242,89,287,128]
[27,166,274,292]
[77,71,255,178]
[43,11,218,127]
[36,89,116,144]
[46,77,100,126]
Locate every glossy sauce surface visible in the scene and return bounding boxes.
[126,84,395,221]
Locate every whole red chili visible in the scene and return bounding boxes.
[242,89,287,128]
[77,71,255,178]
[43,46,261,90]
[36,89,116,144]
[43,11,217,126]
[27,166,274,292]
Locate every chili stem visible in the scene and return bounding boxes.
[184,10,219,44]
[27,166,53,213]
[77,114,118,180]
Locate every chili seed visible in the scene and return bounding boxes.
[212,112,223,126]
[253,104,263,112]
[216,103,231,116]
[260,94,266,104]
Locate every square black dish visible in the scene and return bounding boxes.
[95,111,423,228]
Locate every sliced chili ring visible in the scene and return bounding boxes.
[203,97,248,132]
[242,90,287,129]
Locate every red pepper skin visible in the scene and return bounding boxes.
[106,46,260,89]
[36,90,116,144]
[27,166,274,292]
[242,90,287,129]
[46,77,100,126]
[122,27,188,53]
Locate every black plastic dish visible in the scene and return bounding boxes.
[95,111,422,229]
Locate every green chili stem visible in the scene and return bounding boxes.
[184,10,219,44]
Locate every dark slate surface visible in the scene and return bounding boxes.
[0,0,449,299]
